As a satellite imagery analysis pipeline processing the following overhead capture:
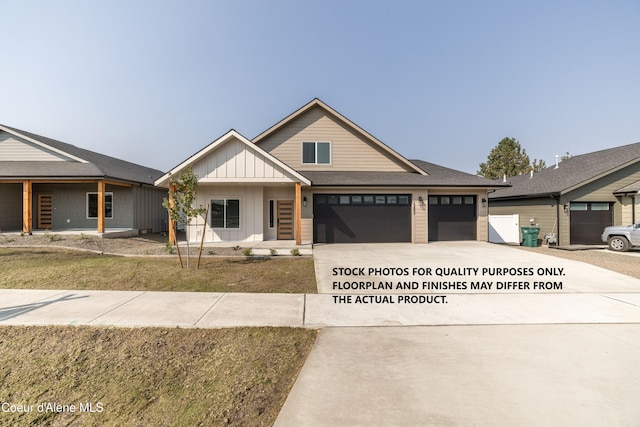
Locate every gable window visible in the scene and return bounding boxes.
[87,192,113,219]
[302,142,330,164]
[211,199,240,229]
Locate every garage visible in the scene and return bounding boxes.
[428,195,476,241]
[570,202,612,245]
[313,194,412,243]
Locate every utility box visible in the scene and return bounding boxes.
[521,226,541,247]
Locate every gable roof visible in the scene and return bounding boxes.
[0,124,163,184]
[490,141,640,199]
[154,129,311,187]
[252,98,427,176]
[303,160,508,187]
[614,180,640,195]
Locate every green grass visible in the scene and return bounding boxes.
[0,325,318,426]
[0,248,317,293]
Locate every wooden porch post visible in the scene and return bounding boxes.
[97,180,105,233]
[22,180,32,234]
[295,182,302,245]
[168,183,176,245]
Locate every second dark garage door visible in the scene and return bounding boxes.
[428,195,477,241]
[313,194,412,243]
[570,202,612,245]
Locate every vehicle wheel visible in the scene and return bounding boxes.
[608,236,630,252]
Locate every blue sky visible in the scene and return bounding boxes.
[1,0,638,174]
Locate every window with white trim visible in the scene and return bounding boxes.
[211,199,240,229]
[87,192,113,219]
[302,141,331,164]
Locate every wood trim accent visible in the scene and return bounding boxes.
[22,180,32,233]
[295,182,302,245]
[168,184,176,245]
[105,180,133,187]
[97,180,105,233]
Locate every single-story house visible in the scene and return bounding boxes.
[489,142,640,245]
[155,98,507,245]
[0,124,167,235]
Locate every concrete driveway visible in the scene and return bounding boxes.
[305,241,640,327]
[276,242,640,426]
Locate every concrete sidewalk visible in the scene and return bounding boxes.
[0,290,305,328]
[2,289,640,328]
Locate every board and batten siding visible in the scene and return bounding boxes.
[191,185,264,243]
[0,183,22,230]
[133,186,167,233]
[256,106,412,172]
[191,138,291,180]
[0,131,71,161]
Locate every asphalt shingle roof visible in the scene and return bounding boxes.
[302,160,507,187]
[0,125,164,184]
[489,142,640,199]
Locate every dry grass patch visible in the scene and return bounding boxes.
[0,248,317,293]
[0,326,317,426]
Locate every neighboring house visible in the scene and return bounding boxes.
[155,99,506,245]
[0,124,167,235]
[489,142,640,245]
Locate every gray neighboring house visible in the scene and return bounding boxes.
[489,142,640,246]
[0,124,167,235]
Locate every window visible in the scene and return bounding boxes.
[268,200,274,228]
[87,192,113,219]
[591,203,610,211]
[211,199,240,229]
[570,203,588,211]
[302,142,330,164]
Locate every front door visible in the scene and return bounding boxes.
[277,200,294,239]
[37,193,53,229]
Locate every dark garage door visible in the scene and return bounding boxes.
[570,202,612,245]
[428,195,476,241]
[313,194,412,243]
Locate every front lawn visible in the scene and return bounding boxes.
[0,325,317,426]
[0,248,317,293]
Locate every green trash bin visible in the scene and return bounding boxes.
[521,226,541,247]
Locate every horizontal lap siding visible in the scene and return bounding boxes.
[0,131,69,161]
[257,107,411,172]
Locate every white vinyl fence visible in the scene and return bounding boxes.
[488,214,520,244]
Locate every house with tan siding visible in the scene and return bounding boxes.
[489,142,640,246]
[156,99,506,245]
[0,125,167,236]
